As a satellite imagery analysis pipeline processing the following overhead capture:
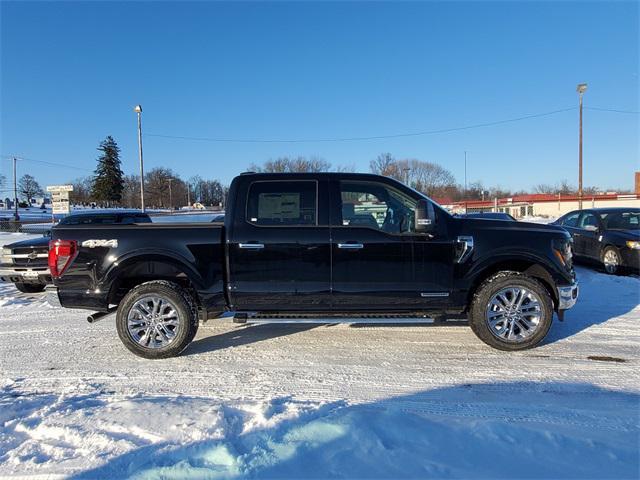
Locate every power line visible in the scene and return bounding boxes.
[1,155,92,172]
[145,107,579,144]
[585,106,640,114]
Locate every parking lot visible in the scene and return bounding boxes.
[1,257,638,478]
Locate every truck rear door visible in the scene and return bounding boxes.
[226,178,331,311]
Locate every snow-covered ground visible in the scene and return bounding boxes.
[0,233,638,478]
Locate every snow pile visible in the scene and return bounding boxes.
[0,380,637,479]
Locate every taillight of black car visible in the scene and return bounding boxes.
[48,240,78,278]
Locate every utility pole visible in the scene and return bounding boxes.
[402,167,410,185]
[168,178,173,209]
[464,151,468,214]
[187,183,191,208]
[12,157,19,221]
[134,105,145,212]
[577,83,587,210]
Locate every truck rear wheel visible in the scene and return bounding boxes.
[116,280,198,359]
[469,272,553,351]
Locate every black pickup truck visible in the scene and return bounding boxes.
[50,172,578,358]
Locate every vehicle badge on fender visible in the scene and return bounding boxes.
[82,239,118,248]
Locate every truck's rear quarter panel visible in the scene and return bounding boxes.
[52,223,225,312]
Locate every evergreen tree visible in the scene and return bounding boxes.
[92,136,124,205]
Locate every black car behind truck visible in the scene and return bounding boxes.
[50,172,578,358]
[553,208,640,274]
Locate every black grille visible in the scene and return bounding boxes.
[10,246,49,268]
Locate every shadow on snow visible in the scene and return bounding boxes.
[64,381,640,480]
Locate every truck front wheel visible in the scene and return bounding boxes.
[116,280,198,359]
[469,272,553,351]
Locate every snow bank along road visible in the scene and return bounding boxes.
[0,235,638,478]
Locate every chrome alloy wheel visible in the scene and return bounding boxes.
[485,287,542,342]
[127,295,181,349]
[603,249,620,274]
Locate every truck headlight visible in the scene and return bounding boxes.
[553,238,573,269]
[1,247,11,265]
[626,241,640,250]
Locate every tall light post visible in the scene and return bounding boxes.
[577,83,587,210]
[464,151,468,214]
[134,105,145,212]
[167,178,173,209]
[12,157,19,221]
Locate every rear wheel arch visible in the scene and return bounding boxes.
[107,256,203,307]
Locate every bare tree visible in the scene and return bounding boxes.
[144,168,185,208]
[68,176,93,205]
[120,174,141,208]
[369,153,400,178]
[370,154,456,197]
[250,156,332,173]
[18,174,44,203]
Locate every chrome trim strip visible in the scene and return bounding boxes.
[4,253,48,259]
[337,243,364,249]
[239,243,265,250]
[420,292,450,297]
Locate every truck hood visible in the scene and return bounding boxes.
[4,236,50,250]
[455,217,568,236]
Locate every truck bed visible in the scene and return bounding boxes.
[52,223,226,312]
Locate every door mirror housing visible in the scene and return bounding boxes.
[415,199,436,233]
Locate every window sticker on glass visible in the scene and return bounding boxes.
[258,193,300,220]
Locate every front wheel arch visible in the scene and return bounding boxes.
[466,259,559,310]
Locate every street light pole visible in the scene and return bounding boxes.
[168,178,173,209]
[12,157,19,221]
[134,105,145,212]
[464,151,468,214]
[577,83,587,210]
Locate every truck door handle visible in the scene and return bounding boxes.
[338,243,364,249]
[239,243,265,250]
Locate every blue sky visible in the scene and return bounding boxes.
[1,1,638,192]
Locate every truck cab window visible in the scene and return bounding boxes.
[247,181,317,226]
[339,181,417,234]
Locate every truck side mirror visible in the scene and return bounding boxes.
[415,199,436,233]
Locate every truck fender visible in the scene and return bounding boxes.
[100,248,205,295]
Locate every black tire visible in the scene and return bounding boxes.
[601,246,621,275]
[116,280,198,359]
[14,282,46,293]
[469,272,553,351]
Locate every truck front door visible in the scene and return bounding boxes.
[329,178,455,311]
[227,179,331,311]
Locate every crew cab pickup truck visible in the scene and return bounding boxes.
[50,172,578,358]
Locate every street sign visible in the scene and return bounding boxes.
[47,185,74,192]
[48,185,73,214]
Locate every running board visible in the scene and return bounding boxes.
[249,317,437,325]
[232,312,447,324]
